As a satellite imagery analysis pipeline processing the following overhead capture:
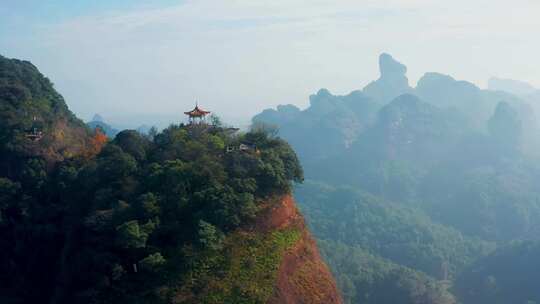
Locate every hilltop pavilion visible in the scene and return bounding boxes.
[184,103,211,124]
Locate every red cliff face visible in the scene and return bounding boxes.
[258,195,343,304]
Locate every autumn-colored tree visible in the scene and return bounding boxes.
[85,127,108,158]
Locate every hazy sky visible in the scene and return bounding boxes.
[1,0,540,126]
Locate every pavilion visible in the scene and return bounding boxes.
[184,103,211,125]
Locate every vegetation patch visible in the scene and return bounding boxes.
[181,228,302,304]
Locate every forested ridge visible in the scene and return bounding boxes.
[254,53,540,304]
[0,55,337,304]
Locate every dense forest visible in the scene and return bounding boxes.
[0,55,315,303]
[254,53,540,304]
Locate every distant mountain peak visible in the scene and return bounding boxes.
[488,77,537,97]
[316,88,332,97]
[419,72,456,83]
[363,53,412,102]
[91,113,104,122]
[379,53,407,78]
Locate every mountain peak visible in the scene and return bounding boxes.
[91,113,105,122]
[363,53,412,102]
[379,53,407,78]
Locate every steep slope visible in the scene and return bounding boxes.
[179,194,343,304]
[0,55,95,168]
[0,56,103,304]
[261,195,342,304]
[0,56,341,304]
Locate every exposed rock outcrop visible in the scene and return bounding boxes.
[259,195,343,304]
[363,53,413,102]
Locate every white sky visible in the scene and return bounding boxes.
[2,0,540,125]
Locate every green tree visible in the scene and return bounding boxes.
[139,252,166,272]
[197,220,224,251]
[116,220,156,249]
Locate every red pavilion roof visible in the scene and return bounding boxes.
[184,105,211,117]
